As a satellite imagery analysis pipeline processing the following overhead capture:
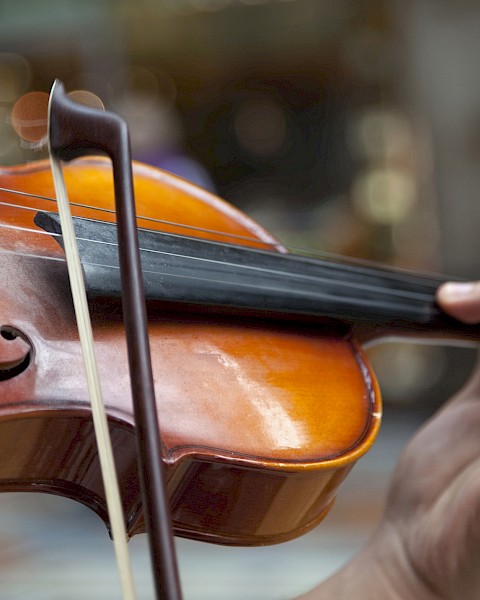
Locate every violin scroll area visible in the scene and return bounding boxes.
[0,325,32,381]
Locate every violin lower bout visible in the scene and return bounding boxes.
[0,411,362,545]
[0,361,380,547]
[166,457,355,546]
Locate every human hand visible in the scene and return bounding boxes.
[377,281,480,599]
[301,281,480,600]
[437,281,480,323]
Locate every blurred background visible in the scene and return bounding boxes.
[0,0,479,598]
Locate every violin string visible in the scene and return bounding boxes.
[0,245,332,300]
[0,219,443,304]
[0,186,55,203]
[0,246,65,263]
[0,186,451,280]
[0,245,432,316]
[0,188,448,285]
[0,244,435,307]
[0,218,439,306]
[0,201,275,252]
[0,186,282,247]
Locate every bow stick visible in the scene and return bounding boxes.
[48,80,182,600]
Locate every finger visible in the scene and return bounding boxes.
[437,282,480,324]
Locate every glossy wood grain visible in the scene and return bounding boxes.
[0,159,381,545]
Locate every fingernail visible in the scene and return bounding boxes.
[440,282,476,299]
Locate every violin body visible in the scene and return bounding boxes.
[0,158,381,545]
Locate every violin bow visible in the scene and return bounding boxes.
[48,80,182,600]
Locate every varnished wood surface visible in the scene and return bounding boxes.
[0,412,419,599]
[0,158,381,544]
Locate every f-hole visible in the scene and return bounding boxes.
[0,325,32,381]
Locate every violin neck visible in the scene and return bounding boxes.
[35,211,479,345]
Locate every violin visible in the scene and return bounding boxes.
[0,83,478,597]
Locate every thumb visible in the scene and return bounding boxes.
[437,282,480,324]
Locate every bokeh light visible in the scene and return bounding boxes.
[11,91,49,143]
